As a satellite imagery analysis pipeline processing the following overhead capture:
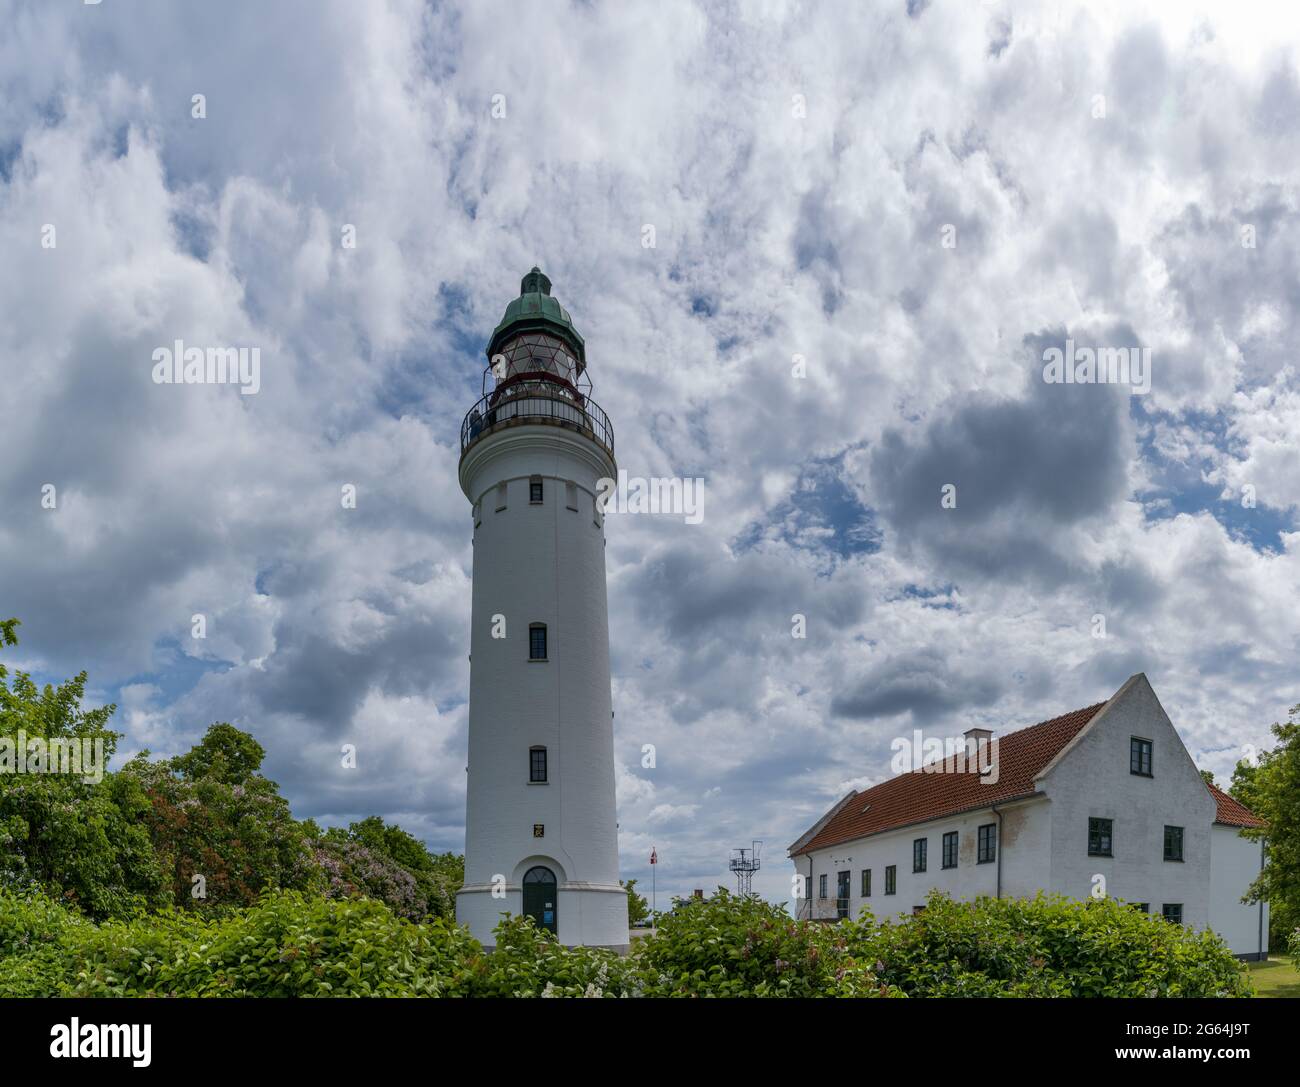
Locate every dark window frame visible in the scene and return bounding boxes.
[1088,817,1113,857]
[941,830,958,869]
[884,865,897,895]
[977,823,997,864]
[912,837,927,873]
[528,623,548,661]
[1130,736,1153,777]
[529,746,547,783]
[861,869,871,897]
[1161,903,1183,925]
[818,874,828,900]
[1163,824,1184,862]
[529,476,544,504]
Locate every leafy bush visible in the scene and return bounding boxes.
[847,892,1254,998]
[62,890,482,997]
[0,890,87,998]
[459,914,636,997]
[0,884,1256,999]
[0,887,85,957]
[630,889,887,997]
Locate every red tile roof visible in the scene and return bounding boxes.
[791,702,1107,856]
[1208,782,1266,829]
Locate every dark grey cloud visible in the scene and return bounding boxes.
[867,328,1135,580]
[831,647,1005,724]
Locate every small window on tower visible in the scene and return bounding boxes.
[566,481,578,512]
[529,746,547,783]
[530,476,543,504]
[495,481,507,512]
[529,623,548,661]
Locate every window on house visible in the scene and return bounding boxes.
[1163,825,1184,862]
[529,746,547,783]
[1088,817,1113,857]
[565,481,578,511]
[1133,903,1150,913]
[495,481,508,511]
[818,874,828,900]
[1161,903,1183,925]
[1130,737,1153,777]
[912,905,926,915]
[884,865,896,895]
[528,623,547,661]
[804,875,811,902]
[836,871,850,918]
[529,476,544,503]
[913,838,927,873]
[942,831,958,869]
[861,869,871,897]
[977,823,997,864]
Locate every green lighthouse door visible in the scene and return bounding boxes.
[522,866,557,935]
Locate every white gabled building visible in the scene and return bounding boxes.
[789,674,1269,959]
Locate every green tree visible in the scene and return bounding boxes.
[621,878,650,926]
[1233,705,1300,952]
[171,722,266,785]
[0,620,167,920]
[124,726,317,915]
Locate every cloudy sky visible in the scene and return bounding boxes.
[1,0,1298,907]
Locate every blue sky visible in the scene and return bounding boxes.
[0,0,1298,907]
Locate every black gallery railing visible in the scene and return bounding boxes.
[460,391,615,455]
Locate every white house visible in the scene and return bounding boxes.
[788,674,1269,959]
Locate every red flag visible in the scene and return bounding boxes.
[650,847,657,865]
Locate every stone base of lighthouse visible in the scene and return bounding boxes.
[457,881,630,952]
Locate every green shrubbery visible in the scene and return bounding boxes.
[633,889,889,997]
[0,885,1250,998]
[0,889,481,997]
[844,892,1254,998]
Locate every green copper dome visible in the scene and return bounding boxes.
[486,267,586,370]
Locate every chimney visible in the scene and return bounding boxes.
[964,726,993,765]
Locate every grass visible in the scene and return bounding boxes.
[1247,956,1300,997]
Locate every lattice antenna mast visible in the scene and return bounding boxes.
[728,840,762,896]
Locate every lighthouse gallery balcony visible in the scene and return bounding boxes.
[460,390,615,458]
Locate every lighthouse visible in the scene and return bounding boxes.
[454,267,628,949]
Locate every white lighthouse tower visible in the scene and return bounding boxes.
[455,267,628,949]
